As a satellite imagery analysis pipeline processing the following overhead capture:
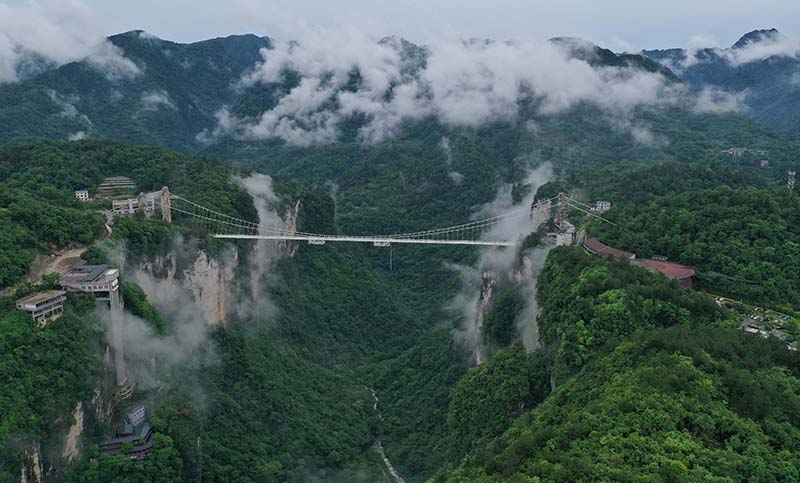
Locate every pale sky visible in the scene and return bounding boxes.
[5,0,799,51]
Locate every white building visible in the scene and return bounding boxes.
[60,260,119,299]
[75,190,89,202]
[16,290,67,326]
[591,201,611,213]
[112,198,140,216]
[112,191,159,216]
[128,405,147,426]
[546,232,574,246]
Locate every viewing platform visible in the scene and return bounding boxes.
[15,290,66,326]
[60,260,119,300]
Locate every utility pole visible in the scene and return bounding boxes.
[788,171,796,196]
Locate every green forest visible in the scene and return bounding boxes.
[577,161,800,306]
[1,104,800,483]
[437,249,800,483]
[3,15,800,483]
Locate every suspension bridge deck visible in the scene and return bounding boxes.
[212,234,516,247]
[165,191,612,248]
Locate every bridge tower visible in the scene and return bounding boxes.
[556,192,569,231]
[530,198,552,232]
[161,186,172,223]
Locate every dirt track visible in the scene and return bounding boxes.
[25,222,112,284]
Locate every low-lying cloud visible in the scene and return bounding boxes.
[791,71,800,88]
[234,173,289,317]
[449,163,554,364]
[200,30,739,147]
[439,137,464,185]
[0,0,140,83]
[724,30,800,66]
[665,30,800,72]
[141,89,177,111]
[47,89,95,138]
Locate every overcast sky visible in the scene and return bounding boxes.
[4,0,798,51]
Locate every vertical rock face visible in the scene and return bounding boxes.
[143,252,178,283]
[473,270,497,366]
[279,200,301,258]
[467,246,552,365]
[133,245,239,327]
[21,443,43,483]
[93,382,114,423]
[183,248,238,328]
[131,196,301,328]
[514,253,540,351]
[249,199,298,303]
[514,247,551,352]
[62,402,84,463]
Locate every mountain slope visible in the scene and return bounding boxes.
[643,29,800,135]
[440,325,800,483]
[0,32,270,151]
[436,249,800,483]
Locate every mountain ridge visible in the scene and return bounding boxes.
[0,30,693,153]
[642,27,800,134]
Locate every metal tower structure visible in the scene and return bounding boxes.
[555,192,570,231]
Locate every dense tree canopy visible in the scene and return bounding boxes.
[582,162,800,306]
[439,326,800,483]
[0,297,100,482]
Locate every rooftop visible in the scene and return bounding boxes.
[98,176,135,184]
[61,260,108,283]
[100,422,152,447]
[583,237,635,259]
[632,259,696,280]
[16,290,66,305]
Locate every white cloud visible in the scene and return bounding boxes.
[86,41,140,80]
[691,86,748,113]
[791,71,800,87]
[669,35,720,71]
[136,30,162,42]
[68,130,88,141]
[141,89,177,111]
[46,89,93,127]
[440,136,464,184]
[661,31,800,73]
[206,31,731,147]
[448,163,554,363]
[0,0,139,83]
[687,34,719,50]
[723,31,800,66]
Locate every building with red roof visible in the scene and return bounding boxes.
[582,237,636,260]
[582,238,696,288]
[632,259,696,288]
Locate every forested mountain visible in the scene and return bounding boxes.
[0,32,270,151]
[3,27,789,158]
[0,141,462,482]
[2,25,800,483]
[644,29,800,135]
[438,249,800,482]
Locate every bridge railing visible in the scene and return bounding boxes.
[158,193,609,247]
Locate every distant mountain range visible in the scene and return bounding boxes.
[0,28,797,157]
[0,31,271,152]
[643,29,800,134]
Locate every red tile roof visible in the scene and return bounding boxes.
[632,259,696,280]
[582,238,635,259]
